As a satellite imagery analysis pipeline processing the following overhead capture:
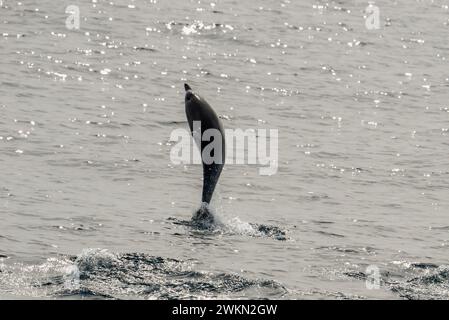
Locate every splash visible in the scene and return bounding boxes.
[0,250,287,299]
[174,204,288,241]
[344,262,449,300]
[74,248,118,273]
[191,202,218,229]
[390,264,449,300]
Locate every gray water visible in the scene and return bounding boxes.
[1,0,449,300]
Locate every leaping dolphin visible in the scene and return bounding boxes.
[184,83,225,225]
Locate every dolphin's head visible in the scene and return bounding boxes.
[184,83,201,104]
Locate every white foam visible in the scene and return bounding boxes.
[199,203,258,236]
[224,216,258,236]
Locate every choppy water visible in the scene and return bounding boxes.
[1,0,449,299]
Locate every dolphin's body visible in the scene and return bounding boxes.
[184,83,225,224]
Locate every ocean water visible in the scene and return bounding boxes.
[1,0,448,299]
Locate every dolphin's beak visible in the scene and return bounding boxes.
[185,83,194,101]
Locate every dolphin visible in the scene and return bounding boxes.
[184,83,225,224]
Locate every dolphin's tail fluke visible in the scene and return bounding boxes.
[192,202,215,229]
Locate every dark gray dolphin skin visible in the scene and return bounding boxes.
[184,83,225,222]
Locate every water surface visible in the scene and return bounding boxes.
[1,0,448,299]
